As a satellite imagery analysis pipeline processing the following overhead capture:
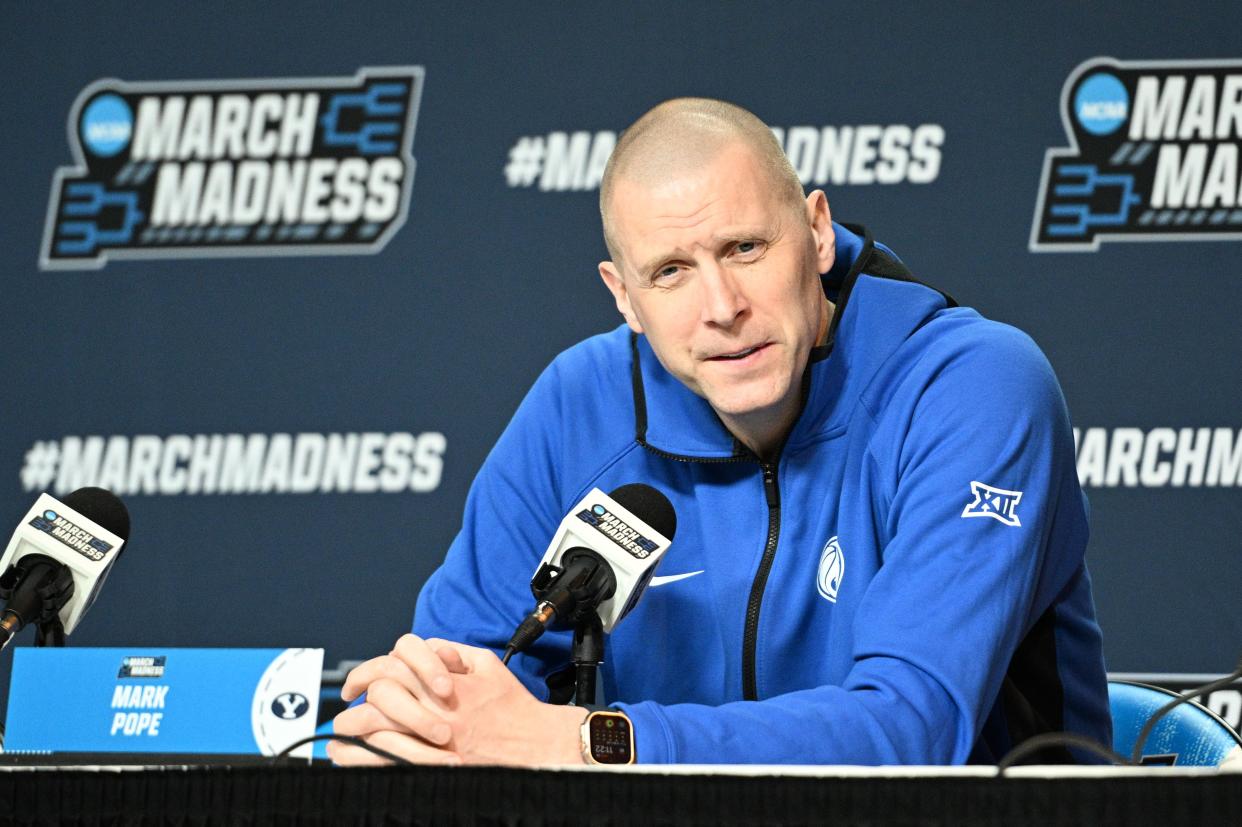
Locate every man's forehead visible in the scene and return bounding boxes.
[613,145,781,222]
[615,139,763,194]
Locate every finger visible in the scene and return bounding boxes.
[341,652,421,702]
[332,701,414,738]
[326,734,395,767]
[392,634,455,699]
[430,642,468,674]
[365,678,454,745]
[369,729,462,765]
[326,736,391,767]
[327,731,461,767]
[328,742,394,766]
[341,655,398,702]
[424,638,497,673]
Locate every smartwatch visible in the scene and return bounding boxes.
[579,709,635,764]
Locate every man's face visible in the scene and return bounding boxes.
[599,142,836,429]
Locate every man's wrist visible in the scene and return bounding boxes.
[548,704,590,765]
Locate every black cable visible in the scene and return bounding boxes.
[996,732,1132,773]
[270,733,416,766]
[997,656,1242,772]
[1129,664,1242,765]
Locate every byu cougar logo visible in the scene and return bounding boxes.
[817,536,844,603]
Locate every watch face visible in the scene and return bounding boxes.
[589,713,633,764]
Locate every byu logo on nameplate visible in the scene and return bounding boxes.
[270,692,310,720]
[962,481,1023,527]
[817,536,844,603]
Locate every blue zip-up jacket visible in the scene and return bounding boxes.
[413,223,1111,764]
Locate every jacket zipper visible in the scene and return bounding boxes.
[638,441,782,700]
[742,461,781,701]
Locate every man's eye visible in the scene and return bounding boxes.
[655,265,679,279]
[735,241,762,256]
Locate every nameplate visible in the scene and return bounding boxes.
[4,647,323,760]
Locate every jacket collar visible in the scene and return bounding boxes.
[630,222,955,461]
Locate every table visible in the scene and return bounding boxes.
[0,763,1239,825]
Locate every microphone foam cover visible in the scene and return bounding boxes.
[609,483,677,541]
[62,487,131,542]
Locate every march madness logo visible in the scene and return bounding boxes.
[29,508,113,562]
[1031,58,1242,251]
[41,67,424,270]
[576,504,661,559]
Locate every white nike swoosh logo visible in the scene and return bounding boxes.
[648,570,704,587]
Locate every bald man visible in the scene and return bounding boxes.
[328,99,1110,767]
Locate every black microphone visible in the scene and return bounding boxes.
[503,483,677,663]
[0,488,131,649]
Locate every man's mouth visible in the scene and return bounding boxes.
[707,343,768,361]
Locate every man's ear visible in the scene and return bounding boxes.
[805,190,836,274]
[598,261,644,334]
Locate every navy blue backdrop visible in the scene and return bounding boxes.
[2,2,1240,719]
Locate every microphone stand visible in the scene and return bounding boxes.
[0,554,73,652]
[34,618,66,647]
[572,613,604,706]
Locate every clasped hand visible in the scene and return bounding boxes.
[327,634,587,766]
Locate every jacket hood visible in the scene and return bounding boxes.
[631,222,956,460]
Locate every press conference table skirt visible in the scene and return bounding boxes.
[0,762,1238,826]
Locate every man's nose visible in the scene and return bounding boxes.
[698,261,748,328]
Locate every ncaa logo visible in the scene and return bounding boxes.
[270,692,310,720]
[1073,72,1128,136]
[80,94,133,156]
[817,536,844,603]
